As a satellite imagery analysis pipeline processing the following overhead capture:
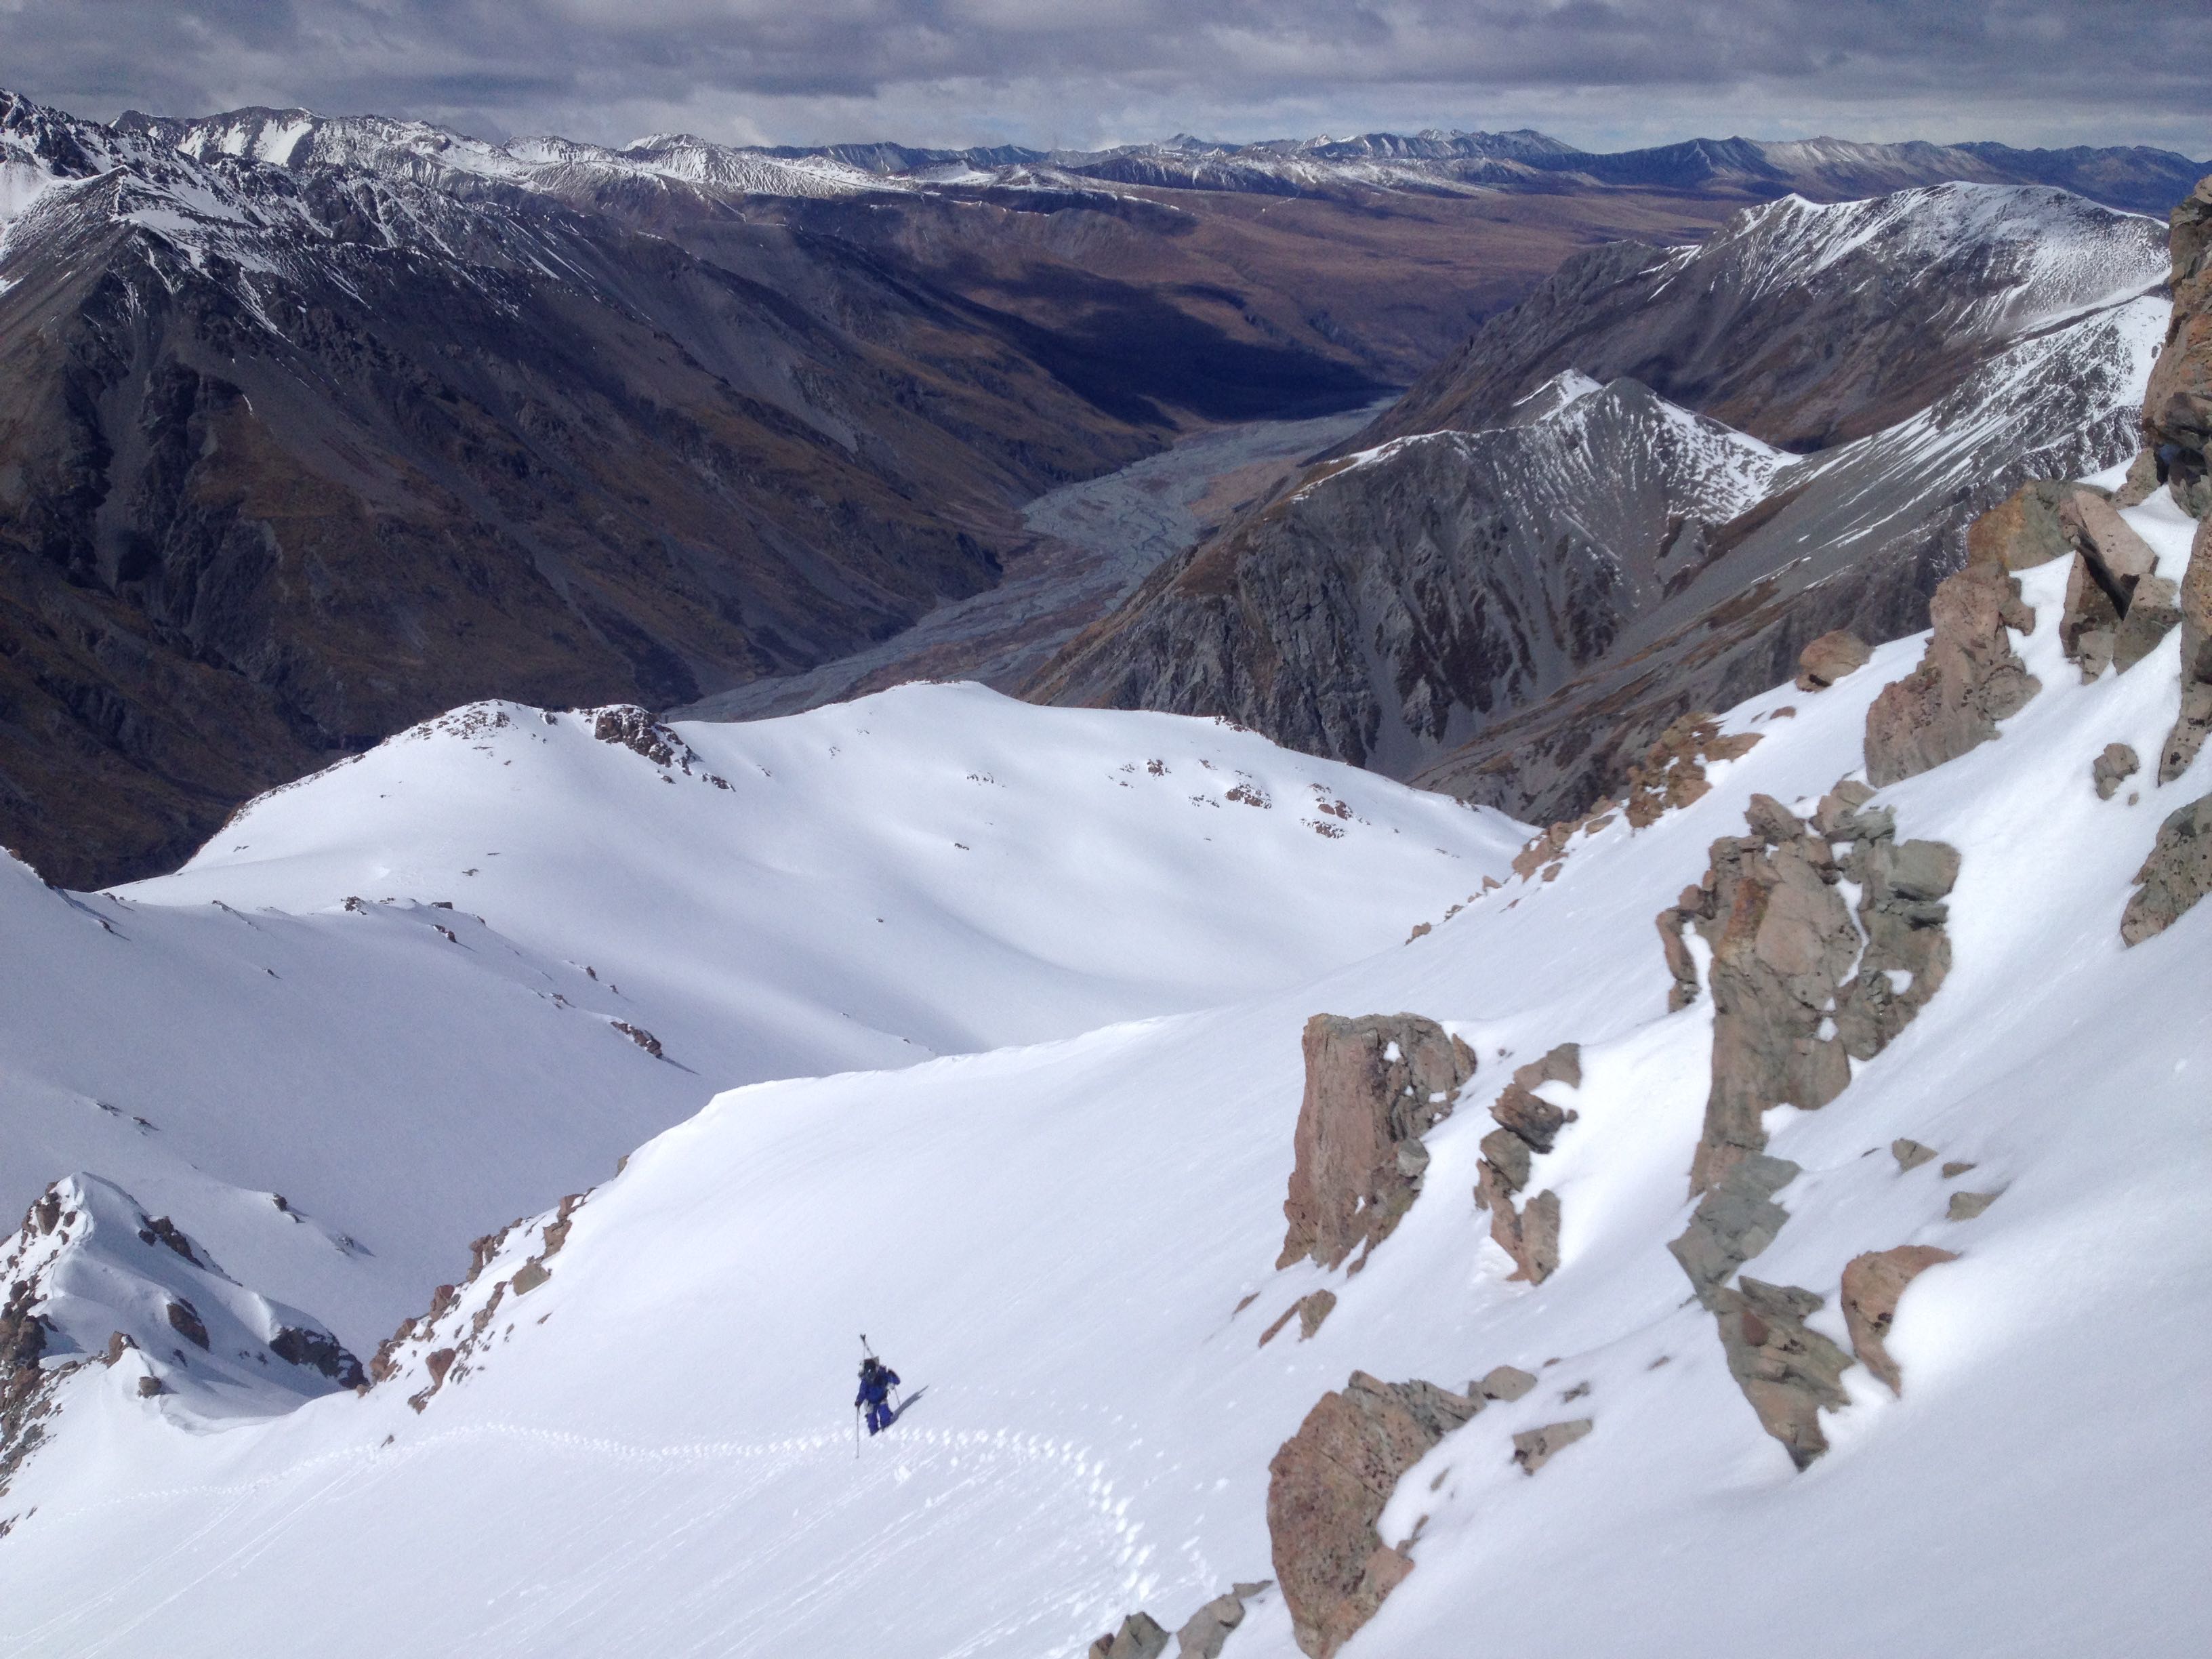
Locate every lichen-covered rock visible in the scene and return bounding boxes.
[1710,1278,1856,1469]
[2158,517,2212,782]
[1795,630,1872,691]
[1864,550,2041,787]
[1277,1015,1477,1271]
[1840,1245,1958,1396]
[1267,1372,1479,1658]
[2121,793,2212,945]
[2094,742,2142,800]
[2143,173,2212,518]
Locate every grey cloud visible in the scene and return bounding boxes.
[1,0,2205,154]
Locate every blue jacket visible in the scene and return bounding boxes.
[856,1365,899,1408]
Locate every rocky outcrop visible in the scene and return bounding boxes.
[1830,827,1961,1061]
[1666,789,1958,1195]
[2158,518,2212,783]
[2121,794,2212,944]
[1664,790,1962,1467]
[1670,800,1861,1195]
[1668,1152,1801,1307]
[1622,716,1763,830]
[2094,743,2141,800]
[1708,1278,1856,1470]
[373,1189,591,1408]
[2143,173,2212,518]
[2055,489,2177,679]
[1863,518,2043,786]
[1796,630,1872,691]
[1471,1044,1580,1283]
[1267,1372,1479,1658]
[1841,1246,1959,1395]
[1277,1015,1477,1272]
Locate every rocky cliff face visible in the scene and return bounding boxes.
[1277,1014,1477,1273]
[1033,185,2171,825]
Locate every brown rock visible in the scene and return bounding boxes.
[1622,714,1762,830]
[1710,1278,1855,1469]
[2056,489,2171,679]
[1795,630,1872,692]
[2158,517,2212,782]
[1174,1593,1250,1659]
[1278,1015,1477,1271]
[1510,1417,1593,1475]
[1940,1160,1978,1179]
[1840,1245,1958,1395]
[163,1299,209,1350]
[1267,1372,1478,1657]
[2093,743,2141,800]
[1947,1191,1999,1222]
[1963,478,2081,573]
[2142,173,2212,518]
[1471,1042,1580,1282]
[1474,1364,1537,1402]
[1864,552,2041,787]
[510,1260,550,1297]
[1259,1291,1338,1348]
[1891,1138,1938,1172]
[2122,793,2212,944]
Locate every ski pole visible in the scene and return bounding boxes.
[854,1406,861,1459]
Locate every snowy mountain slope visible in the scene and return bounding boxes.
[1,495,2203,1655]
[0,687,1521,1357]
[1359,182,2171,456]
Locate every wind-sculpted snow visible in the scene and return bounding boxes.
[0,497,2204,1654]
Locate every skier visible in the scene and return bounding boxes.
[855,1353,901,1435]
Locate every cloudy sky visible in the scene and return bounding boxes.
[5,1,2207,155]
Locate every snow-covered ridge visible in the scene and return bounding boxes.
[0,683,1522,1366]
[1696,182,2168,338]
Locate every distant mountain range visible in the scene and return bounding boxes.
[0,85,2203,886]
[119,108,2207,216]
